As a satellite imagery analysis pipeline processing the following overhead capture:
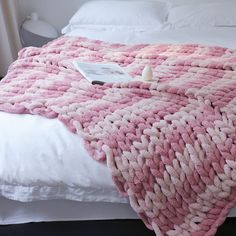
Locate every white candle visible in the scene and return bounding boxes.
[142,65,153,81]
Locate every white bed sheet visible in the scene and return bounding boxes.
[0,197,137,225]
[1,196,236,225]
[66,27,236,49]
[0,112,126,203]
[0,27,236,224]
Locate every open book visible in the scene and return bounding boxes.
[73,61,132,84]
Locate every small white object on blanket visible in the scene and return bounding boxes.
[142,65,153,81]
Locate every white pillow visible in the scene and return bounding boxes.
[160,0,234,7]
[167,2,236,29]
[62,0,169,34]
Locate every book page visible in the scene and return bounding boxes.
[73,61,133,83]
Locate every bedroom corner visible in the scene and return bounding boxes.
[0,0,21,77]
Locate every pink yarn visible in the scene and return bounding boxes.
[1,36,236,235]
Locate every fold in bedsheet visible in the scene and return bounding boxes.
[0,36,236,235]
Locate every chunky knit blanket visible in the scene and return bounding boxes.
[1,36,236,236]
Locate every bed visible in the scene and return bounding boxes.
[0,0,236,235]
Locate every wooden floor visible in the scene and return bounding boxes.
[0,219,235,236]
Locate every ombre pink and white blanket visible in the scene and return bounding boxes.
[1,36,236,235]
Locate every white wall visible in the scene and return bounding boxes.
[17,0,87,33]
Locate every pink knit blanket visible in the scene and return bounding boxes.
[1,36,236,235]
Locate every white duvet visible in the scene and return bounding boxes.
[0,112,126,203]
[0,28,236,203]
[67,27,236,49]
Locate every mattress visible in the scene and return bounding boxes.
[1,27,236,224]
